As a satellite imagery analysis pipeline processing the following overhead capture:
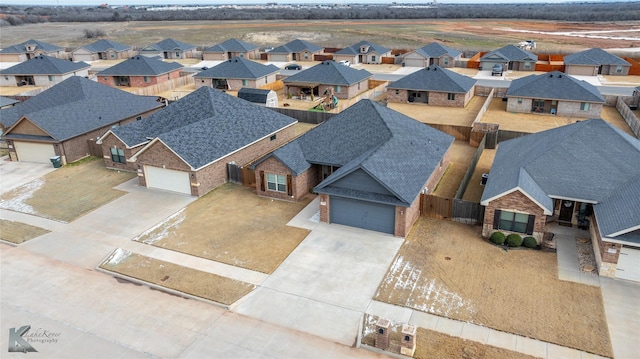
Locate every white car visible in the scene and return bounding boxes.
[338,60,350,67]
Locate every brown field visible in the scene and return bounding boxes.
[374,218,612,358]
[1,20,637,54]
[0,219,49,244]
[133,183,312,274]
[432,140,477,198]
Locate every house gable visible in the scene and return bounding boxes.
[6,117,53,138]
[133,138,192,171]
[327,168,394,197]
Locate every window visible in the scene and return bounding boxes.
[175,52,180,57]
[103,77,107,81]
[136,116,142,121]
[443,57,449,65]
[334,85,341,93]
[110,147,125,163]
[447,93,456,101]
[266,174,286,192]
[395,90,399,95]
[494,210,533,234]
[580,102,590,111]
[616,65,622,73]
[371,55,376,62]
[358,82,360,90]
[242,79,248,86]
[143,76,150,83]
[48,75,55,82]
[240,53,244,58]
[524,62,531,70]
[304,53,309,60]
[517,98,522,104]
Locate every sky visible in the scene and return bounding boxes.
[5,0,624,6]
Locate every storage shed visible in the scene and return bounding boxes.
[238,88,278,107]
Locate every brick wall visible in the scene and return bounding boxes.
[319,193,330,223]
[254,156,319,201]
[100,134,143,172]
[387,89,472,108]
[589,215,620,277]
[556,101,602,118]
[506,97,534,112]
[386,89,408,104]
[482,190,547,243]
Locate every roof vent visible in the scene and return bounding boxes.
[549,74,553,77]
[558,74,562,78]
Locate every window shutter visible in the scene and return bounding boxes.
[259,171,265,191]
[526,215,535,235]
[493,209,501,229]
[287,174,292,196]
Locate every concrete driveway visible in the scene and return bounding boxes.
[0,158,57,195]
[234,205,404,346]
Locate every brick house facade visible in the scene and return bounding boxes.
[506,97,603,117]
[482,190,547,243]
[387,87,475,107]
[134,125,295,197]
[195,74,277,91]
[98,69,181,88]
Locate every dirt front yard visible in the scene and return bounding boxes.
[100,248,255,305]
[133,183,312,274]
[374,218,612,358]
[0,219,49,244]
[0,157,135,222]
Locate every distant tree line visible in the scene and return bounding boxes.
[1,2,639,26]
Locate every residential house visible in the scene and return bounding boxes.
[402,42,462,68]
[202,38,260,60]
[252,99,454,237]
[505,71,604,117]
[71,39,136,62]
[97,86,297,196]
[97,55,183,88]
[479,44,537,72]
[0,39,65,62]
[238,88,278,108]
[564,48,630,76]
[386,65,477,107]
[283,60,372,100]
[0,55,90,87]
[0,76,163,164]
[139,38,198,59]
[266,39,324,63]
[193,57,279,90]
[333,40,391,65]
[480,119,640,282]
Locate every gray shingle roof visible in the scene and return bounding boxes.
[0,39,63,54]
[115,87,296,169]
[97,55,182,76]
[506,71,604,103]
[564,48,630,66]
[387,65,476,93]
[480,44,538,62]
[481,119,640,238]
[269,39,323,54]
[269,100,454,206]
[0,76,162,141]
[283,60,372,86]
[0,55,89,75]
[412,42,462,59]
[203,38,258,53]
[0,96,19,108]
[76,39,132,53]
[141,38,196,52]
[194,57,278,80]
[334,41,391,55]
[238,88,274,104]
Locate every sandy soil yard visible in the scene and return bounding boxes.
[374,218,612,358]
[133,183,312,274]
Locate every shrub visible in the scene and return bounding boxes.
[506,233,523,247]
[490,231,505,245]
[523,236,537,248]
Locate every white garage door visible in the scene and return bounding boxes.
[617,246,640,282]
[144,166,191,195]
[403,58,425,67]
[14,141,56,164]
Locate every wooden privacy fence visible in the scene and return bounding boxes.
[426,124,472,141]
[616,96,640,138]
[268,107,336,124]
[227,163,257,187]
[622,57,640,76]
[420,194,485,225]
[129,73,195,97]
[454,134,486,199]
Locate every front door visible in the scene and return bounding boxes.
[559,200,575,222]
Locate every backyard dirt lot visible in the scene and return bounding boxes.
[133,183,312,274]
[374,218,612,358]
[1,20,637,54]
[389,96,483,127]
[432,141,477,198]
[0,157,135,222]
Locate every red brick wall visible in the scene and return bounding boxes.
[254,156,319,201]
[98,70,181,88]
[319,193,330,223]
[482,190,547,242]
[100,134,144,172]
